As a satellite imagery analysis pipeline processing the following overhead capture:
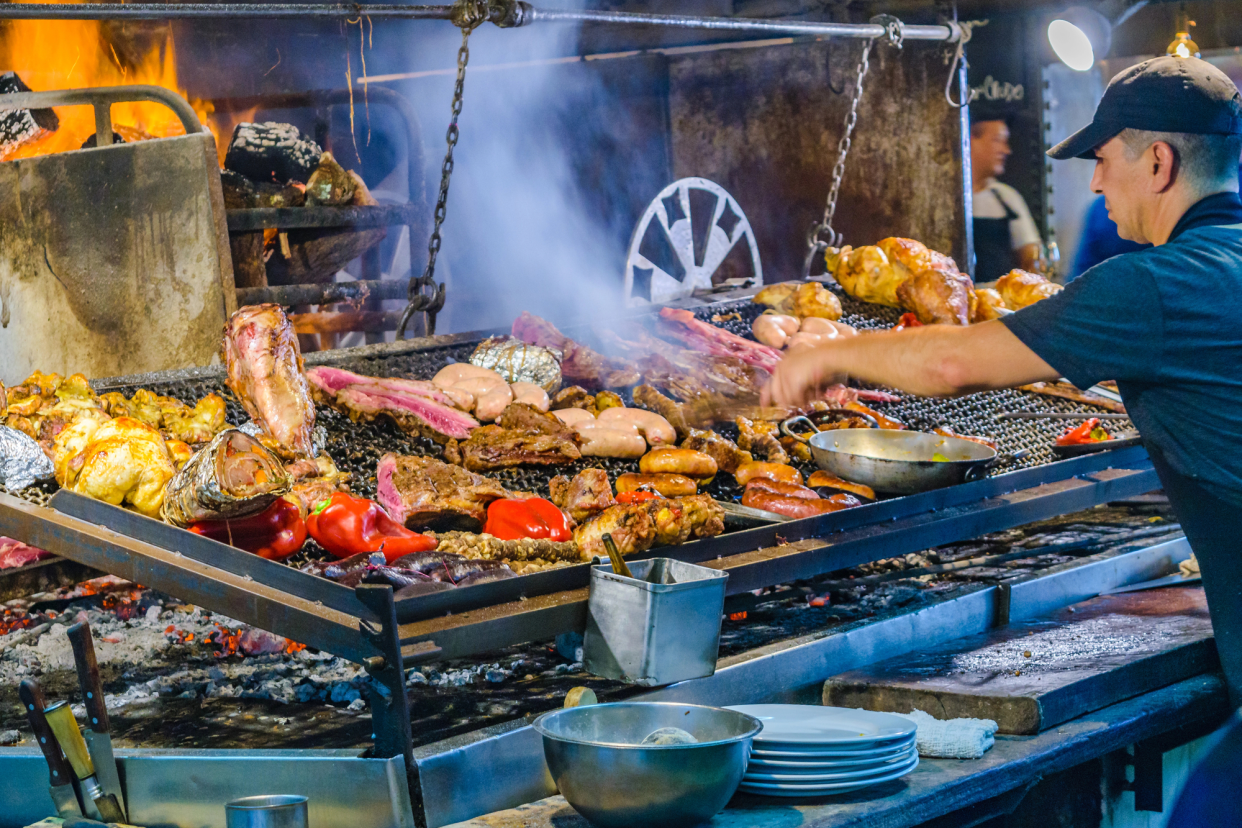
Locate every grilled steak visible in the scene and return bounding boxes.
[376,453,512,531]
[455,425,582,472]
[307,365,479,444]
[497,402,576,436]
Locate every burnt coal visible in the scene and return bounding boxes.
[224,122,323,185]
[0,71,58,160]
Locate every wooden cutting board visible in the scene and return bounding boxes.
[823,587,1216,734]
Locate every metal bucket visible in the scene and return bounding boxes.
[225,795,308,828]
[583,558,728,687]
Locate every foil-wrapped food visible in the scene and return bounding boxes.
[470,337,562,393]
[0,426,55,491]
[161,429,292,527]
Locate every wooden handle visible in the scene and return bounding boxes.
[17,679,75,788]
[601,533,633,579]
[67,622,109,733]
[44,701,95,781]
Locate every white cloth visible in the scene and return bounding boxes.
[972,179,1041,250]
[891,708,998,759]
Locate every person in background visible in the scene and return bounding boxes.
[971,115,1042,281]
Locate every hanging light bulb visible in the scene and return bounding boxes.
[1047,7,1111,72]
[1166,9,1200,58]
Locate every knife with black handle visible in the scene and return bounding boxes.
[43,700,126,824]
[17,679,82,818]
[68,621,126,818]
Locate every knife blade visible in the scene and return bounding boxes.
[17,679,82,818]
[43,700,126,824]
[67,621,126,819]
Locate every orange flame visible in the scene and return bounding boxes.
[0,9,216,159]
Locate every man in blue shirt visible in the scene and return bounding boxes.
[1069,196,1150,280]
[765,56,1242,701]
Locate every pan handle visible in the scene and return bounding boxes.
[780,416,820,443]
[963,448,1031,483]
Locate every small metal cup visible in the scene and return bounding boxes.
[225,795,309,828]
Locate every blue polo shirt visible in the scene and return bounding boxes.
[1003,192,1242,506]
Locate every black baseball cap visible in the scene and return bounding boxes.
[1048,56,1242,160]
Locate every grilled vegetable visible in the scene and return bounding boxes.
[188,498,307,561]
[307,492,437,562]
[483,497,573,542]
[1056,418,1113,446]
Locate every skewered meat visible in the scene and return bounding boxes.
[223,304,317,458]
[573,495,724,558]
[895,267,973,326]
[680,429,752,474]
[548,468,615,522]
[52,417,176,517]
[633,385,694,440]
[735,417,789,464]
[657,308,781,372]
[971,287,1009,322]
[470,336,564,393]
[997,269,1062,310]
[512,312,641,389]
[844,402,905,430]
[161,429,292,526]
[453,425,583,472]
[377,453,513,531]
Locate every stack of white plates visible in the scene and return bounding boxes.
[727,705,918,797]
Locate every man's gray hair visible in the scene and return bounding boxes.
[1118,128,1242,193]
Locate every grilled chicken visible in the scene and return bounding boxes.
[549,469,615,523]
[223,304,317,458]
[681,428,752,474]
[895,268,973,326]
[573,495,724,558]
[52,417,176,517]
[829,237,976,326]
[997,269,1062,310]
[971,287,1009,322]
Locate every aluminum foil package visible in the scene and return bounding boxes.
[161,428,292,526]
[0,426,54,491]
[470,337,563,393]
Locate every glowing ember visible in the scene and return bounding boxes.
[0,6,216,159]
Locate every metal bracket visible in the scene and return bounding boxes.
[870,14,904,49]
[994,582,1012,627]
[355,584,424,827]
[1125,741,1165,812]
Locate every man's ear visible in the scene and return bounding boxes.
[1150,141,1179,194]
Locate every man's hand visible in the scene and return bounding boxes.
[761,321,1060,407]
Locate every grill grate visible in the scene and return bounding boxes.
[3,295,1130,514]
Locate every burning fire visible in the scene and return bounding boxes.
[0,9,216,159]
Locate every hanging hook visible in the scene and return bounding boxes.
[944,19,985,108]
[870,14,905,50]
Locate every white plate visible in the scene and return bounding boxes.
[729,705,916,747]
[747,747,918,772]
[744,753,918,783]
[737,756,918,797]
[751,734,915,757]
[750,742,914,764]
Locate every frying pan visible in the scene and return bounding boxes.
[783,421,1026,495]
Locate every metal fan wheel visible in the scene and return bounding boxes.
[624,177,763,306]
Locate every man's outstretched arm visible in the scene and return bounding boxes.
[762,320,1061,406]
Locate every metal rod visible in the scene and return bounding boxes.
[0,2,960,43]
[236,279,412,307]
[527,7,959,41]
[998,412,1133,421]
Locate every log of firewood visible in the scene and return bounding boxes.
[0,72,58,160]
[224,121,322,184]
[264,171,387,285]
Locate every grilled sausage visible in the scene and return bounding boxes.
[433,363,505,388]
[639,447,718,482]
[799,317,857,337]
[741,489,861,518]
[734,461,803,487]
[453,377,513,422]
[806,470,876,501]
[553,408,596,427]
[784,332,826,354]
[597,407,677,446]
[615,472,698,497]
[744,478,819,501]
[752,313,799,349]
[510,382,551,412]
[575,423,647,458]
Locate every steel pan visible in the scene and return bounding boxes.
[805,429,1000,495]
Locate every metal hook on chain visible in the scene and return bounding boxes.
[870,14,905,50]
[398,0,492,339]
[945,19,985,108]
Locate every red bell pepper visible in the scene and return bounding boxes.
[1056,418,1113,446]
[615,490,664,504]
[893,313,924,331]
[483,498,572,542]
[306,492,436,562]
[188,498,307,561]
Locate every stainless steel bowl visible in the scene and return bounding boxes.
[807,428,998,495]
[533,702,762,828]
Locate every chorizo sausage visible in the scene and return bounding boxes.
[639,447,718,481]
[741,489,861,518]
[734,461,803,487]
[615,472,699,497]
[806,470,876,501]
[744,478,819,500]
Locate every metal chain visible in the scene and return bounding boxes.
[397,0,489,339]
[802,37,875,279]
